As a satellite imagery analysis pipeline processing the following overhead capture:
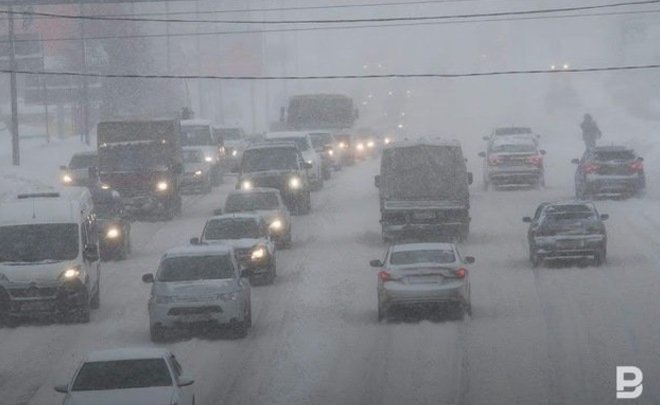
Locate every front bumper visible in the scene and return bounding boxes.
[180,173,209,190]
[533,235,606,259]
[149,298,241,328]
[0,281,87,317]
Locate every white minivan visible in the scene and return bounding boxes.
[0,187,101,324]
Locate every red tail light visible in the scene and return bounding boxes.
[454,268,467,279]
[584,162,600,174]
[528,155,543,167]
[488,156,502,166]
[630,160,644,172]
[378,271,391,282]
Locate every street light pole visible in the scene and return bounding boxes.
[78,2,89,145]
[8,5,20,165]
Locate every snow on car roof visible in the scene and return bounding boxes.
[228,188,281,195]
[181,119,212,127]
[383,138,461,150]
[491,134,536,146]
[245,142,298,151]
[264,131,309,139]
[164,244,234,258]
[390,242,456,253]
[593,145,632,152]
[0,186,92,225]
[209,212,263,221]
[85,347,171,362]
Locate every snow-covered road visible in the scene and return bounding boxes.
[1,136,659,405]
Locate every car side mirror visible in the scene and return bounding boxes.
[464,256,476,264]
[213,208,223,216]
[369,259,383,267]
[84,244,99,262]
[522,216,532,223]
[374,175,381,188]
[54,384,69,394]
[240,269,251,279]
[600,214,609,221]
[539,149,546,155]
[190,237,200,245]
[482,136,489,141]
[178,377,195,387]
[142,273,154,283]
[303,162,313,169]
[467,172,473,185]
[478,152,486,158]
[571,158,579,164]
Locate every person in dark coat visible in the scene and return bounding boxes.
[580,113,601,150]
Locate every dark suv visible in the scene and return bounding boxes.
[523,201,608,267]
[572,146,645,198]
[479,135,546,190]
[236,143,312,215]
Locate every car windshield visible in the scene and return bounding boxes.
[594,150,636,161]
[181,125,213,146]
[0,224,78,262]
[72,359,172,391]
[268,137,309,151]
[215,128,242,141]
[183,149,204,163]
[158,255,235,282]
[310,133,333,150]
[91,189,121,219]
[69,154,97,169]
[543,205,597,221]
[225,193,279,212]
[495,127,532,135]
[204,218,259,240]
[491,143,537,153]
[242,148,299,172]
[390,249,456,265]
[99,144,168,171]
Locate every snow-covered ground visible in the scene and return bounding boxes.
[1,107,659,404]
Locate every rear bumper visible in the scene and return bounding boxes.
[382,222,467,240]
[487,167,542,184]
[584,174,644,194]
[533,235,606,259]
[381,282,467,306]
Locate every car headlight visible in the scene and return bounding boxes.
[194,170,203,177]
[232,150,238,157]
[356,143,365,151]
[367,141,375,148]
[156,181,169,191]
[306,160,313,165]
[204,156,213,163]
[288,177,301,189]
[153,295,176,304]
[61,267,81,280]
[241,180,253,190]
[62,174,73,184]
[251,247,266,261]
[219,291,240,302]
[328,149,334,156]
[384,137,391,144]
[106,227,120,239]
[100,183,111,190]
[339,142,347,149]
[269,219,283,231]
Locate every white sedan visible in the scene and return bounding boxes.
[370,242,474,321]
[54,348,195,405]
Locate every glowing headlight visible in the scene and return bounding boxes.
[356,143,365,151]
[156,181,169,191]
[204,156,213,163]
[232,150,238,157]
[289,177,301,189]
[100,183,111,190]
[269,219,283,230]
[251,247,266,260]
[367,141,375,148]
[241,180,253,190]
[194,170,203,176]
[62,268,80,279]
[306,160,313,165]
[62,174,73,184]
[384,137,391,145]
[339,142,347,149]
[106,227,120,239]
[328,150,334,156]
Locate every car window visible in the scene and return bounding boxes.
[389,249,456,265]
[203,218,260,240]
[225,192,280,212]
[72,359,172,391]
[593,150,636,161]
[158,255,235,282]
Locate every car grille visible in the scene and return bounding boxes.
[252,176,285,189]
[8,286,58,299]
[168,306,222,315]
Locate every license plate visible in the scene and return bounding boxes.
[412,211,435,220]
[407,276,444,284]
[20,301,51,312]
[557,240,582,249]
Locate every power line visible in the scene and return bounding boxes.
[0,0,657,25]
[2,64,659,80]
[6,8,659,44]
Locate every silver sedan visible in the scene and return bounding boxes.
[370,242,474,321]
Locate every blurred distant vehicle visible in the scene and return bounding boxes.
[90,185,131,261]
[144,245,252,340]
[214,126,247,172]
[264,131,324,190]
[60,152,98,187]
[309,131,339,178]
[370,242,474,321]
[181,119,223,185]
[353,133,377,160]
[334,133,355,165]
[97,119,183,221]
[192,213,276,285]
[54,348,195,404]
[180,147,213,194]
[284,94,358,131]
[523,201,608,267]
[237,143,312,214]
[223,188,292,249]
[572,146,645,199]
[375,139,473,242]
[479,135,546,190]
[486,126,539,140]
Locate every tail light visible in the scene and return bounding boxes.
[584,162,600,174]
[454,268,467,279]
[378,271,391,282]
[488,156,502,166]
[630,160,644,172]
[528,155,543,167]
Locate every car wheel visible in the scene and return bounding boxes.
[90,277,100,310]
[377,299,388,322]
[76,298,91,324]
[246,301,252,328]
[150,324,167,343]
[594,248,606,266]
[231,318,248,339]
[530,249,541,268]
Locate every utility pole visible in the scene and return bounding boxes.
[8,5,19,166]
[165,1,171,74]
[78,2,90,145]
[195,1,203,118]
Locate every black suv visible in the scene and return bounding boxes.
[90,185,131,261]
[572,146,645,199]
[236,143,312,215]
[523,201,608,267]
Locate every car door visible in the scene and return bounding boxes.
[81,218,100,297]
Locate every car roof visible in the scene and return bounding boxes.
[227,188,281,196]
[592,145,633,152]
[494,126,532,135]
[390,242,456,253]
[383,138,461,150]
[492,135,537,146]
[0,187,93,226]
[181,119,212,126]
[542,200,596,211]
[163,244,233,258]
[245,142,298,151]
[208,212,263,221]
[265,131,309,139]
[72,151,97,157]
[85,348,171,362]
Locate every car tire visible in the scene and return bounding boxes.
[594,248,606,266]
[150,324,167,343]
[76,297,91,324]
[231,318,248,339]
[530,249,541,268]
[246,301,252,328]
[377,300,387,322]
[90,277,100,310]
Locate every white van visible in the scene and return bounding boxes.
[0,187,101,324]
